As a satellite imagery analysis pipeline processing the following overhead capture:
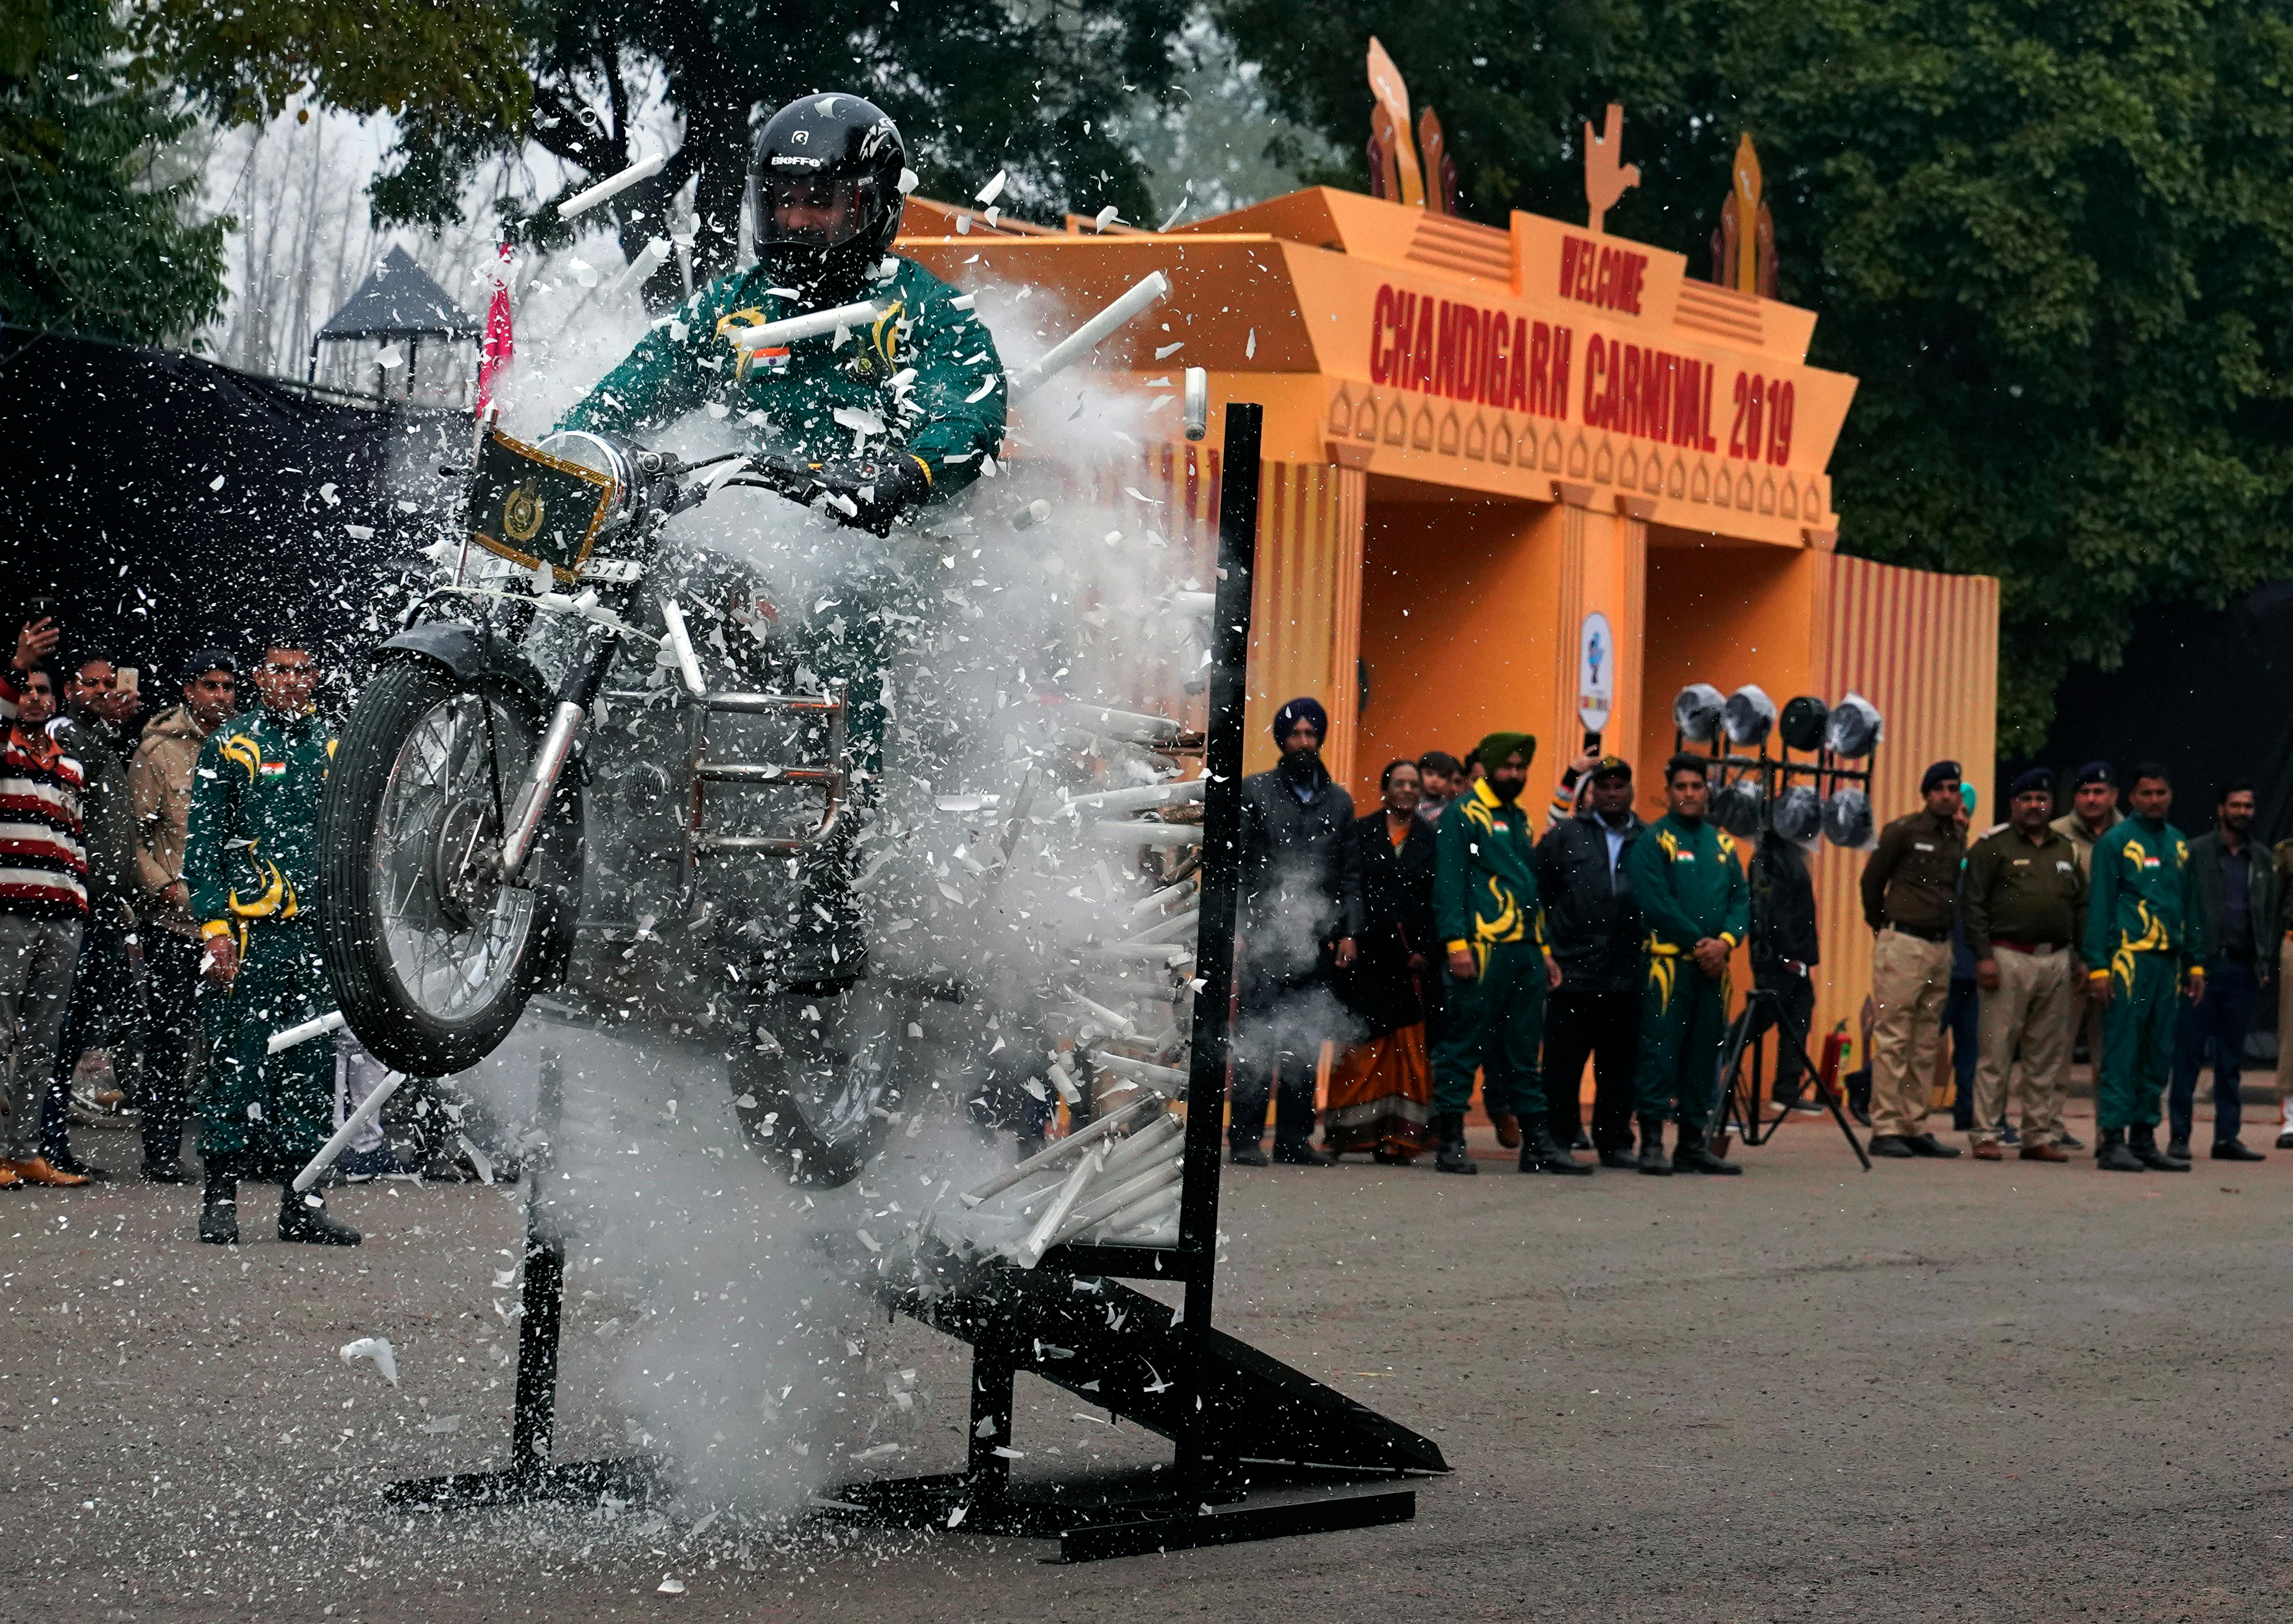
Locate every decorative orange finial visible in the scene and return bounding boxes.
[1583,103,1640,234]
[1366,37,1425,207]
[1724,133,1761,296]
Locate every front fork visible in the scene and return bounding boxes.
[498,632,617,886]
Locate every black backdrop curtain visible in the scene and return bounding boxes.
[1,327,427,695]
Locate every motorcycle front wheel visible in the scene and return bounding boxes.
[319,659,582,1076]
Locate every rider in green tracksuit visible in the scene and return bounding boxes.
[2082,766,2206,1171]
[558,96,1004,525]
[186,640,358,1246]
[1627,755,1749,1175]
[1430,733,1588,1176]
[558,95,1004,989]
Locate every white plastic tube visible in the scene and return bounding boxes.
[1006,271,1171,399]
[558,151,668,219]
[293,1071,405,1193]
[728,300,890,351]
[657,598,706,695]
[960,1093,1162,1207]
[1061,779,1204,817]
[268,1008,346,1055]
[608,236,673,299]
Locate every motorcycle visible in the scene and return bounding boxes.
[317,424,933,1188]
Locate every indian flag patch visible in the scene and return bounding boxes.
[260,761,287,778]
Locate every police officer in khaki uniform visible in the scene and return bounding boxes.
[1860,760,1968,1157]
[1960,768,2086,1161]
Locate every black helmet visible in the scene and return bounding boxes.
[747,92,907,303]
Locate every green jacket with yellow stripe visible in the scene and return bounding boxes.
[1625,811,1749,962]
[557,256,1004,501]
[187,706,335,946]
[2082,812,2206,986]
[1433,780,1547,970]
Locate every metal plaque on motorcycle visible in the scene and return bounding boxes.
[465,426,616,586]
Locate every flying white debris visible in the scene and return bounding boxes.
[339,1338,398,1386]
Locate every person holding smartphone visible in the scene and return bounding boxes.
[0,613,91,1186]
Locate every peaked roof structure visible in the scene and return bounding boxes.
[315,246,479,342]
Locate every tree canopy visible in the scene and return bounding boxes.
[1217,0,2293,748]
[138,0,1189,301]
[3,0,228,344]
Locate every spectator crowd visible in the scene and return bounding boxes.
[1,607,385,1243]
[1,602,2281,1237]
[1234,695,2286,1179]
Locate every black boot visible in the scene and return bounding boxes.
[2095,1128,2145,1172]
[1636,1117,1672,1176]
[278,1185,361,1246]
[1434,1112,1478,1176]
[197,1175,238,1245]
[1673,1124,1743,1176]
[2128,1124,2188,1173]
[1521,1127,1594,1176]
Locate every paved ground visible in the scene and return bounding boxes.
[5,1095,2292,1624]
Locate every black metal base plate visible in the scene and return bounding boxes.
[815,1471,1416,1563]
[383,1455,656,1512]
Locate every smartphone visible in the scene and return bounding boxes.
[118,667,139,694]
[22,596,59,627]
[1582,729,1602,755]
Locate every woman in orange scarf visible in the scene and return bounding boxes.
[1325,760,1438,1162]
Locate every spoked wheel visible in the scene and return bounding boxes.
[319,660,582,1076]
[731,982,920,1188]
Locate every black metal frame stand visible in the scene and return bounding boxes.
[384,1049,654,1511]
[386,405,1449,1560]
[1715,985,1871,1170]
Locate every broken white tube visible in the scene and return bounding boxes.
[294,1070,405,1193]
[1086,1179,1183,1244]
[961,1094,1163,1207]
[1087,1051,1190,1091]
[1062,779,1204,817]
[658,598,706,695]
[1183,367,1210,441]
[609,236,673,299]
[1089,822,1203,850]
[729,300,889,350]
[558,150,668,219]
[1054,1157,1183,1248]
[268,1008,346,1055]
[1006,271,1171,399]
[1019,1144,1104,1266]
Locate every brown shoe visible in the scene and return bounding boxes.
[0,1164,20,1188]
[9,1157,89,1187]
[1489,1112,1522,1150]
[2019,1141,2070,1163]
[1971,1140,2004,1161]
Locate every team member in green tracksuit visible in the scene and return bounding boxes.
[1627,754,1749,1176]
[559,93,1003,528]
[187,639,359,1248]
[560,93,1003,987]
[2082,761,2206,1172]
[1431,732,1587,1177]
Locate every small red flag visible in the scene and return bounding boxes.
[475,243,514,418]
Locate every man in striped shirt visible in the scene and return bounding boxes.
[0,615,91,1186]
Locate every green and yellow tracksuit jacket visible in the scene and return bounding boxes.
[1433,780,1547,971]
[558,256,1005,501]
[186,707,336,952]
[2082,813,2206,994]
[1625,812,1750,1002]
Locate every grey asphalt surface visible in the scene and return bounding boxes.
[4,1097,2291,1623]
